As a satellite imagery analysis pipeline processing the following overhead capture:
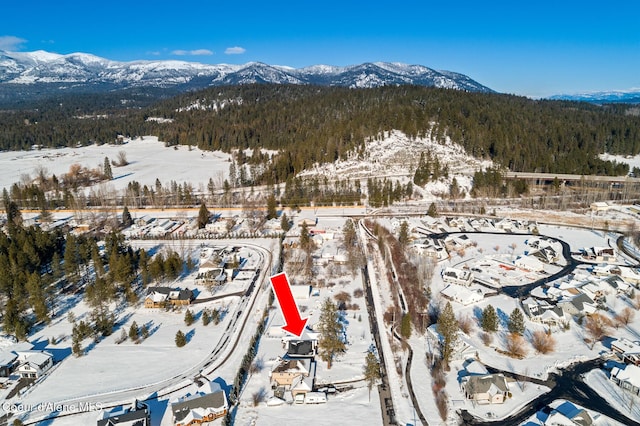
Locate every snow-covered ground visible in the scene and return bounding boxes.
[0,136,231,193]
[600,153,640,171]
[584,368,640,423]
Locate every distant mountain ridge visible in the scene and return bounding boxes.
[0,50,494,99]
[549,89,640,104]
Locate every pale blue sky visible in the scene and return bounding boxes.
[2,0,639,97]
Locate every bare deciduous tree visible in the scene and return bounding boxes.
[615,307,635,328]
[457,314,474,335]
[504,332,527,358]
[531,330,556,354]
[584,313,612,349]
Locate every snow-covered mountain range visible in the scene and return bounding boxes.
[549,89,640,104]
[0,50,494,94]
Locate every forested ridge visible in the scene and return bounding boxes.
[1,84,639,180]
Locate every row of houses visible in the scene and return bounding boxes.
[419,216,536,234]
[96,381,228,426]
[522,267,638,327]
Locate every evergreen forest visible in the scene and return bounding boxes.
[1,84,639,182]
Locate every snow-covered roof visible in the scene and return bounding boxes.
[440,284,483,305]
[611,364,640,388]
[612,338,640,355]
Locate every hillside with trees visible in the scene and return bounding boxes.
[1,85,639,180]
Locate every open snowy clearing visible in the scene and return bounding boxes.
[0,136,231,193]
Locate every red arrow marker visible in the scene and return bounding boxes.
[270,272,308,337]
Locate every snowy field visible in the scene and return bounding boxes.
[0,136,231,193]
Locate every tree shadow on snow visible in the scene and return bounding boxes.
[185,329,196,344]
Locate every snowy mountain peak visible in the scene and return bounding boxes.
[549,88,640,104]
[0,49,494,101]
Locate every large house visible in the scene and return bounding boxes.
[610,364,640,396]
[461,374,510,405]
[171,382,228,426]
[16,350,54,379]
[270,358,310,388]
[97,400,150,426]
[514,255,545,273]
[144,287,194,308]
[440,285,483,306]
[442,267,474,286]
[611,338,640,366]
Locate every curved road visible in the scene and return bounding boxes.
[461,358,640,426]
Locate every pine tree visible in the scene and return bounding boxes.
[398,221,409,248]
[202,309,211,326]
[72,335,83,357]
[122,205,133,227]
[129,321,139,341]
[280,213,291,232]
[317,298,346,369]
[481,305,498,333]
[363,348,381,402]
[343,219,357,247]
[141,324,149,339]
[266,194,278,220]
[427,202,438,217]
[26,272,49,324]
[508,308,526,335]
[300,221,311,250]
[104,157,113,180]
[400,313,412,339]
[437,302,458,366]
[211,308,221,325]
[450,177,460,199]
[64,233,79,281]
[184,309,194,326]
[175,330,187,347]
[197,202,210,229]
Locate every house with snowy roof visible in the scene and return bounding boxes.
[580,246,616,264]
[144,287,194,308]
[514,255,545,273]
[461,373,509,405]
[170,381,228,426]
[543,401,596,426]
[442,267,474,286]
[16,350,53,379]
[611,338,640,366]
[558,292,597,317]
[440,285,483,306]
[270,358,310,388]
[96,400,150,426]
[611,364,640,395]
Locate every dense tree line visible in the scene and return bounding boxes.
[281,176,362,207]
[367,178,412,208]
[2,85,639,179]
